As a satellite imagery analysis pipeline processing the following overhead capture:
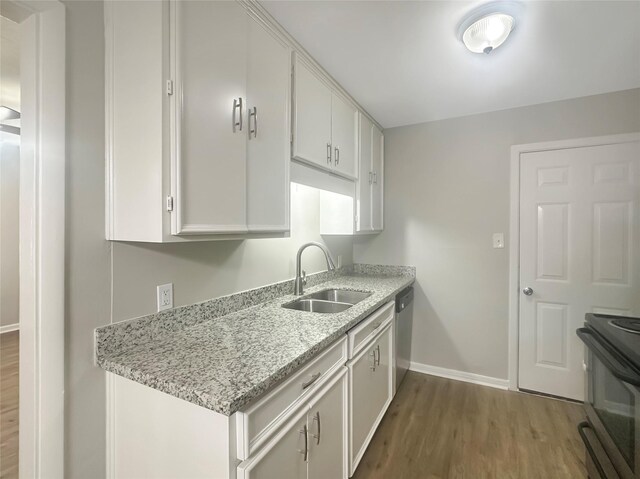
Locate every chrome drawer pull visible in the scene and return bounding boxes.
[232,98,243,132]
[298,425,308,462]
[312,411,321,445]
[302,372,321,389]
[248,106,257,139]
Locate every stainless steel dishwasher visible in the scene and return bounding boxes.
[395,286,414,392]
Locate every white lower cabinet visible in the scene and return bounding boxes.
[348,323,394,476]
[107,307,396,479]
[238,367,348,479]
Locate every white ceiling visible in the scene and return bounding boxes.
[262,1,640,128]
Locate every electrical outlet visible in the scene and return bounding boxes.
[336,254,343,268]
[492,233,505,249]
[157,283,173,312]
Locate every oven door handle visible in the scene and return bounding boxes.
[577,328,640,387]
[577,421,620,479]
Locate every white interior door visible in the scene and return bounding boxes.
[518,139,640,400]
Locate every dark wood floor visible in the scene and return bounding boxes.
[1,331,19,479]
[353,371,586,479]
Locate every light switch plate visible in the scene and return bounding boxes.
[492,233,505,249]
[157,283,173,311]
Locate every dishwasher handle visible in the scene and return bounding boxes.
[396,287,414,313]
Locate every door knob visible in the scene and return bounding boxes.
[522,287,533,296]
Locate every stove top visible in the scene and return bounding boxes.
[586,314,640,370]
[610,317,640,334]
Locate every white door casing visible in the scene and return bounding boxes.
[513,135,640,400]
[7,0,67,477]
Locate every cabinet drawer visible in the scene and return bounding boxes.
[348,323,393,476]
[237,336,347,460]
[347,301,394,359]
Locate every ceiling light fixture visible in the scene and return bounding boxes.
[457,2,520,54]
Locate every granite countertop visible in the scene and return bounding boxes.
[96,265,415,416]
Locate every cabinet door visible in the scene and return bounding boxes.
[246,16,291,232]
[172,1,248,234]
[348,325,393,475]
[308,370,348,479]
[371,125,384,231]
[356,114,373,232]
[293,57,332,170]
[238,405,308,479]
[331,93,358,179]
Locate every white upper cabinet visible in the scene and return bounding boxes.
[370,122,384,232]
[293,55,358,180]
[105,1,292,241]
[356,116,374,233]
[106,1,380,242]
[331,93,358,179]
[173,1,248,235]
[320,113,383,236]
[292,57,333,170]
[246,14,291,232]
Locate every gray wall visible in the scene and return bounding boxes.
[63,3,352,477]
[354,88,640,380]
[0,143,20,328]
[111,183,353,322]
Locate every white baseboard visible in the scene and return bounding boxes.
[0,323,19,334]
[409,361,509,390]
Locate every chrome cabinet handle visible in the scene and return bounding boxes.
[522,287,533,296]
[335,146,340,165]
[326,143,332,164]
[312,411,321,445]
[302,371,320,389]
[232,98,243,132]
[376,345,381,366]
[298,425,308,462]
[249,106,257,139]
[373,171,378,184]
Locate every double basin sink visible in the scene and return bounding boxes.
[283,289,372,314]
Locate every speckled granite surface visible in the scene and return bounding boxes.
[95,265,414,416]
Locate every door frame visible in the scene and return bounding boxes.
[507,132,640,391]
[1,0,66,477]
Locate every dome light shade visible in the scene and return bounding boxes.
[457,3,521,54]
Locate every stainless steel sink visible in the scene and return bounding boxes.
[283,299,352,314]
[307,289,372,304]
[282,289,372,314]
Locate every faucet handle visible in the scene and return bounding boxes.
[302,270,307,286]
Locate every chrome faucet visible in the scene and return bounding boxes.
[294,242,337,295]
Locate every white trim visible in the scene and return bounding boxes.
[409,362,510,390]
[14,1,66,478]
[0,323,19,334]
[508,133,640,392]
